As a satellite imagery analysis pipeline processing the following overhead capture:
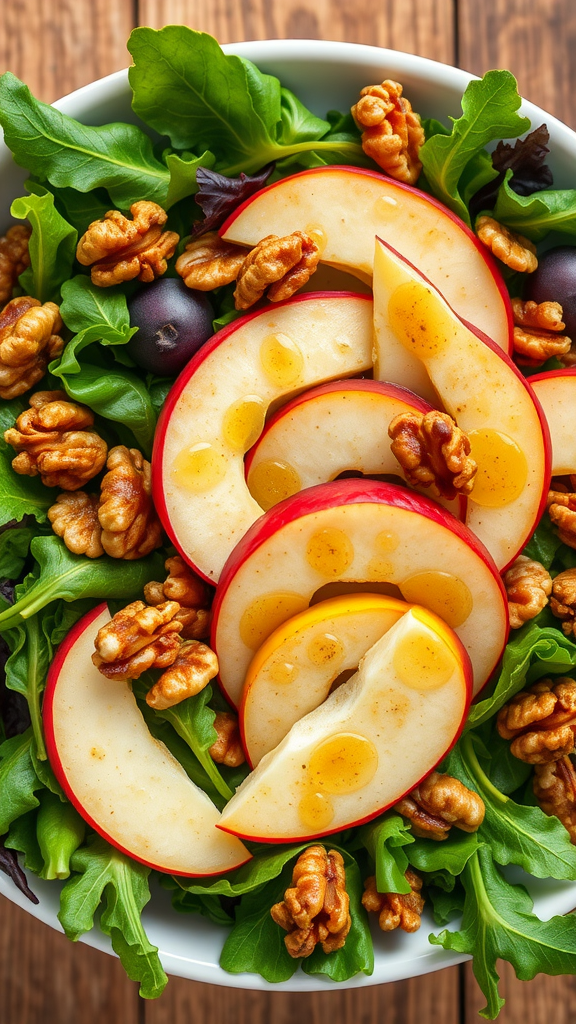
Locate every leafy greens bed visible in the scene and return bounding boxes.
[2,25,576,1018]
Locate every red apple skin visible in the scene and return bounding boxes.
[218,624,473,843]
[528,368,576,386]
[211,477,508,704]
[151,290,372,584]
[220,165,514,356]
[43,604,250,877]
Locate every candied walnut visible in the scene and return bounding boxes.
[550,567,576,637]
[175,232,248,290]
[388,409,477,501]
[76,202,179,288]
[547,487,576,549]
[503,555,552,629]
[476,216,538,273]
[512,298,565,332]
[4,390,108,489]
[511,297,570,364]
[271,846,351,958]
[497,678,576,763]
[48,491,103,558]
[351,80,424,185]
[362,869,424,932]
[0,297,65,400]
[144,555,211,638]
[234,232,320,310]
[208,711,245,767]
[145,640,219,710]
[98,446,163,559]
[0,225,31,306]
[395,771,485,840]
[534,755,576,843]
[92,600,183,680]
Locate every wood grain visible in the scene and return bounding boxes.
[464,960,576,1023]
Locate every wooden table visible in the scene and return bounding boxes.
[1,1,576,1020]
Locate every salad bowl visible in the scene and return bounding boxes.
[1,36,576,993]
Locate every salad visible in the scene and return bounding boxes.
[2,25,576,1018]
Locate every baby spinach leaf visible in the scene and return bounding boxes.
[493,172,576,241]
[277,89,331,145]
[1,829,40,902]
[407,829,480,878]
[359,813,414,894]
[164,150,216,209]
[39,182,112,235]
[431,845,576,1020]
[0,730,43,834]
[301,851,374,981]
[59,835,168,999]
[0,400,56,526]
[0,72,170,208]
[0,536,165,631]
[420,70,530,225]
[60,275,134,338]
[0,524,34,580]
[11,187,77,304]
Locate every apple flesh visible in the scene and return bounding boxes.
[372,237,551,570]
[152,291,373,583]
[43,604,250,877]
[530,369,576,475]
[219,607,472,842]
[245,378,463,519]
[211,478,508,707]
[221,165,512,353]
[241,593,409,767]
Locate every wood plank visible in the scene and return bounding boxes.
[136,0,455,65]
[0,895,139,1024]
[464,960,576,1023]
[458,0,576,129]
[0,0,135,102]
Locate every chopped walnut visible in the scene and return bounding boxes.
[4,390,108,489]
[395,771,485,840]
[271,846,351,958]
[234,232,320,310]
[98,446,163,559]
[388,409,477,500]
[533,755,576,843]
[144,555,211,638]
[175,232,248,290]
[76,202,179,287]
[48,491,103,558]
[0,225,31,306]
[145,640,219,710]
[503,555,553,629]
[550,568,576,637]
[497,678,576,763]
[476,216,538,273]
[92,600,183,681]
[0,297,65,400]
[208,711,245,767]
[547,486,576,549]
[362,869,424,932]
[511,297,571,364]
[351,80,424,185]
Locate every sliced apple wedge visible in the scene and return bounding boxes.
[152,291,373,583]
[245,379,463,519]
[221,165,512,353]
[372,238,551,570]
[530,370,576,474]
[241,593,410,767]
[219,607,471,842]
[43,604,250,877]
[211,478,508,707]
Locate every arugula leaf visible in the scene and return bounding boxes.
[36,789,85,880]
[11,187,77,304]
[0,524,34,579]
[523,515,563,568]
[492,172,576,241]
[170,887,233,925]
[137,704,223,805]
[164,150,216,209]
[0,536,164,631]
[0,400,55,526]
[431,845,576,1020]
[420,70,530,225]
[0,730,42,833]
[427,882,465,925]
[59,835,167,999]
[359,813,414,893]
[0,72,171,208]
[3,606,51,759]
[301,851,374,981]
[1,828,40,902]
[407,828,480,878]
[39,182,112,235]
[174,842,310,897]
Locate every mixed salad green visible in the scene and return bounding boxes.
[2,25,576,1017]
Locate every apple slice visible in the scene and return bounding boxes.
[152,291,373,583]
[43,604,250,877]
[221,165,512,353]
[530,369,576,475]
[244,378,464,519]
[219,607,472,842]
[372,238,551,570]
[211,478,508,707]
[241,593,410,767]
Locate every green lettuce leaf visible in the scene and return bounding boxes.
[407,828,480,878]
[11,186,77,303]
[174,842,310,898]
[164,150,216,208]
[359,813,414,893]
[59,835,168,999]
[493,172,576,241]
[0,524,34,579]
[0,400,56,525]
[0,730,43,834]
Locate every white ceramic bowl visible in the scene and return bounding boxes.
[1,38,576,992]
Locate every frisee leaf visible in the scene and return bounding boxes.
[11,186,77,304]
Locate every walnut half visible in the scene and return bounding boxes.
[395,771,485,840]
[76,202,179,287]
[351,80,424,185]
[98,446,163,559]
[0,298,65,400]
[145,640,219,710]
[92,600,183,680]
[0,225,31,307]
[271,846,351,958]
[497,678,576,763]
[503,555,552,629]
[362,869,424,932]
[389,409,477,500]
[533,755,576,843]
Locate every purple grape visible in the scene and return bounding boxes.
[527,246,576,336]
[127,278,214,375]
